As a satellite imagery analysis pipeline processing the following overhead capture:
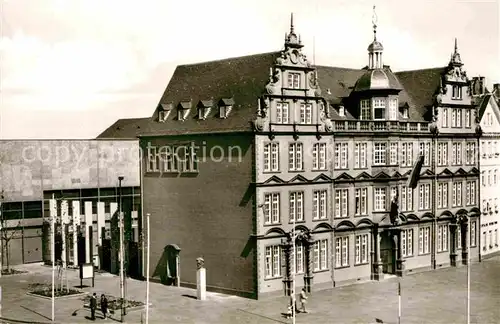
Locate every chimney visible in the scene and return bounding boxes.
[471,77,478,96]
[493,83,500,98]
[478,76,486,95]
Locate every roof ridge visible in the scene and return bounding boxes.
[314,65,362,71]
[395,66,447,74]
[178,51,280,68]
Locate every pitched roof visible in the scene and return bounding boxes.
[477,94,500,123]
[97,54,448,139]
[395,67,446,120]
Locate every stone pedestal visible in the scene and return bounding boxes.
[461,251,469,265]
[197,268,206,300]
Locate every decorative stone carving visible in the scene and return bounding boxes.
[196,257,204,270]
[309,72,318,89]
[253,118,266,132]
[265,68,281,95]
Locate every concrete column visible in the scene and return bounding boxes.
[372,229,383,280]
[61,200,69,268]
[84,201,92,264]
[72,201,80,267]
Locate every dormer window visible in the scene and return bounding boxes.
[400,102,409,119]
[373,97,386,120]
[287,72,300,89]
[158,103,173,122]
[452,85,462,100]
[178,101,192,121]
[360,99,370,120]
[219,98,234,119]
[198,100,213,120]
[338,106,345,117]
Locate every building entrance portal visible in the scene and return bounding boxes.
[165,244,181,286]
[380,231,396,275]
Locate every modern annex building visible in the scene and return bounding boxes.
[0,140,141,276]
[99,15,483,298]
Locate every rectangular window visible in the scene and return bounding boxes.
[374,143,387,165]
[401,229,413,257]
[335,237,349,268]
[335,189,349,218]
[263,193,280,224]
[313,143,327,170]
[389,98,398,120]
[360,99,371,120]
[289,191,304,222]
[335,143,349,169]
[457,225,462,249]
[313,190,327,220]
[452,142,462,165]
[313,239,328,271]
[418,227,430,254]
[419,184,431,210]
[419,142,430,166]
[276,102,289,124]
[437,225,449,252]
[401,186,413,212]
[355,234,369,264]
[438,142,448,166]
[355,188,368,215]
[354,143,367,168]
[466,181,476,206]
[265,245,281,278]
[452,85,463,100]
[401,143,414,167]
[263,142,279,172]
[374,187,387,211]
[299,103,313,124]
[437,183,448,208]
[466,142,476,165]
[373,97,386,120]
[293,242,304,274]
[390,143,398,165]
[453,182,462,207]
[288,143,303,171]
[147,146,159,172]
[465,110,471,128]
[288,72,300,89]
[442,108,448,127]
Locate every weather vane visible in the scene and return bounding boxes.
[372,5,378,40]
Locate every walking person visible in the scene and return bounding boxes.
[90,293,97,320]
[299,288,308,313]
[101,294,109,319]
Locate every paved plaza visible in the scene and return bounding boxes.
[0,257,499,323]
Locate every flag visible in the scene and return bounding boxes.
[407,155,424,189]
[398,281,401,296]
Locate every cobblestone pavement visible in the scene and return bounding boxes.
[0,257,499,323]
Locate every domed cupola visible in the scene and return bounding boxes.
[353,6,402,93]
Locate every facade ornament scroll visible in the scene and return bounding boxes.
[265,68,281,95]
[253,97,270,132]
[319,102,333,132]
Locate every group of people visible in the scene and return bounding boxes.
[286,287,308,318]
[89,293,109,321]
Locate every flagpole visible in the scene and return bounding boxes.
[292,216,296,324]
[51,196,55,322]
[467,215,470,324]
[398,281,401,324]
[145,213,150,324]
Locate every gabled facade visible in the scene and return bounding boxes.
[474,83,500,257]
[99,12,484,299]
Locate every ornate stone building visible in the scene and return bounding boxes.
[99,14,482,298]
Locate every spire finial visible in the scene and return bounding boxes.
[290,12,294,34]
[454,37,458,54]
[372,5,378,41]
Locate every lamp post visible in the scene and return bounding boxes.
[467,214,470,324]
[118,176,125,322]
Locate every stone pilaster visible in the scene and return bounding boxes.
[281,239,293,296]
[394,230,405,277]
[371,229,383,280]
[449,223,458,267]
[461,221,469,265]
[303,237,315,293]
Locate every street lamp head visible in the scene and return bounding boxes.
[118,176,124,181]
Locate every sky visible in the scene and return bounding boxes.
[0,0,499,139]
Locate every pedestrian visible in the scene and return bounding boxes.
[285,295,295,318]
[90,293,97,320]
[299,287,308,313]
[101,294,108,319]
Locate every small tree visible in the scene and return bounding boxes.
[0,190,22,274]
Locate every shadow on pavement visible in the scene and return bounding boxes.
[181,294,197,300]
[19,305,51,321]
